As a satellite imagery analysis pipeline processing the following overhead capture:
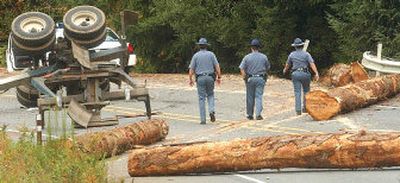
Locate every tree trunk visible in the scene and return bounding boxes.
[320,62,368,87]
[128,131,400,176]
[306,74,400,121]
[75,119,168,158]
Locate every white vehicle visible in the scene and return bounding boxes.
[6,22,136,72]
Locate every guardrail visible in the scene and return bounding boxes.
[361,44,400,74]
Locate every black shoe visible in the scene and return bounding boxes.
[296,111,301,115]
[210,112,216,122]
[302,108,307,113]
[200,121,206,125]
[256,116,263,120]
[247,116,254,120]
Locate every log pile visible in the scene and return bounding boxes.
[75,119,168,158]
[320,62,369,87]
[128,131,400,176]
[306,74,400,121]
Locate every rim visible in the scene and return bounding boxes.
[71,11,97,27]
[20,17,46,34]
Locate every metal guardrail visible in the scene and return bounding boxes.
[361,51,400,74]
[361,44,400,74]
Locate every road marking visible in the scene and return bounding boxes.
[244,126,298,135]
[5,129,59,139]
[105,105,323,135]
[375,105,400,109]
[234,174,266,183]
[268,114,305,126]
[336,117,360,130]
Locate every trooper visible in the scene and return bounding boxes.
[239,39,270,120]
[283,38,319,115]
[189,38,222,124]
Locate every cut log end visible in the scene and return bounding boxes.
[306,90,340,121]
[350,62,369,82]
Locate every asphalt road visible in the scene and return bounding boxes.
[1,75,400,183]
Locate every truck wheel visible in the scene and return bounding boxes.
[11,12,55,48]
[16,85,39,108]
[12,35,55,55]
[17,92,37,108]
[63,6,106,42]
[64,28,106,48]
[16,85,39,101]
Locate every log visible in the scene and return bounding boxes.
[128,131,400,176]
[320,62,369,87]
[350,62,369,82]
[75,119,168,158]
[306,74,400,121]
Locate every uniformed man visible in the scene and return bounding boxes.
[189,38,222,124]
[239,39,270,120]
[283,38,319,115]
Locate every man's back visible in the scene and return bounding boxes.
[189,50,218,74]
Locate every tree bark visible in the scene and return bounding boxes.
[306,74,400,121]
[128,131,400,176]
[320,62,368,87]
[75,119,168,158]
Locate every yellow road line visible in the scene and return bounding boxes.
[105,105,323,134]
[243,126,299,135]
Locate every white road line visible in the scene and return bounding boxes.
[5,129,60,139]
[234,174,266,183]
[335,117,360,130]
[375,105,400,109]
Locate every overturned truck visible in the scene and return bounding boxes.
[2,6,150,128]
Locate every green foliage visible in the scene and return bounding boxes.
[3,0,400,73]
[328,0,400,61]
[129,0,339,73]
[0,109,108,183]
[0,44,6,66]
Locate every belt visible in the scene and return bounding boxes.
[248,74,265,77]
[196,73,214,77]
[292,68,309,73]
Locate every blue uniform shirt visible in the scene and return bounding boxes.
[239,51,270,75]
[286,50,314,70]
[189,49,219,74]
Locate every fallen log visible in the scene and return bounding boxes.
[75,119,168,158]
[128,131,400,176]
[306,74,400,121]
[350,62,369,82]
[320,62,369,87]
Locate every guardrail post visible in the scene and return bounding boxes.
[376,43,382,76]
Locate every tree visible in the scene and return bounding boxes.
[328,0,400,61]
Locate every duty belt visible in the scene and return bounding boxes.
[248,74,266,77]
[292,68,309,73]
[196,73,214,77]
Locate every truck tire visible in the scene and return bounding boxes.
[11,12,55,48]
[64,28,106,48]
[12,34,55,55]
[17,92,37,108]
[16,85,39,108]
[63,6,106,41]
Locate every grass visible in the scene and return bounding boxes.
[0,44,6,66]
[0,108,109,183]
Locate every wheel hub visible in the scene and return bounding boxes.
[71,11,97,27]
[20,18,46,33]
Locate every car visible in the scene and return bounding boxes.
[6,22,137,72]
